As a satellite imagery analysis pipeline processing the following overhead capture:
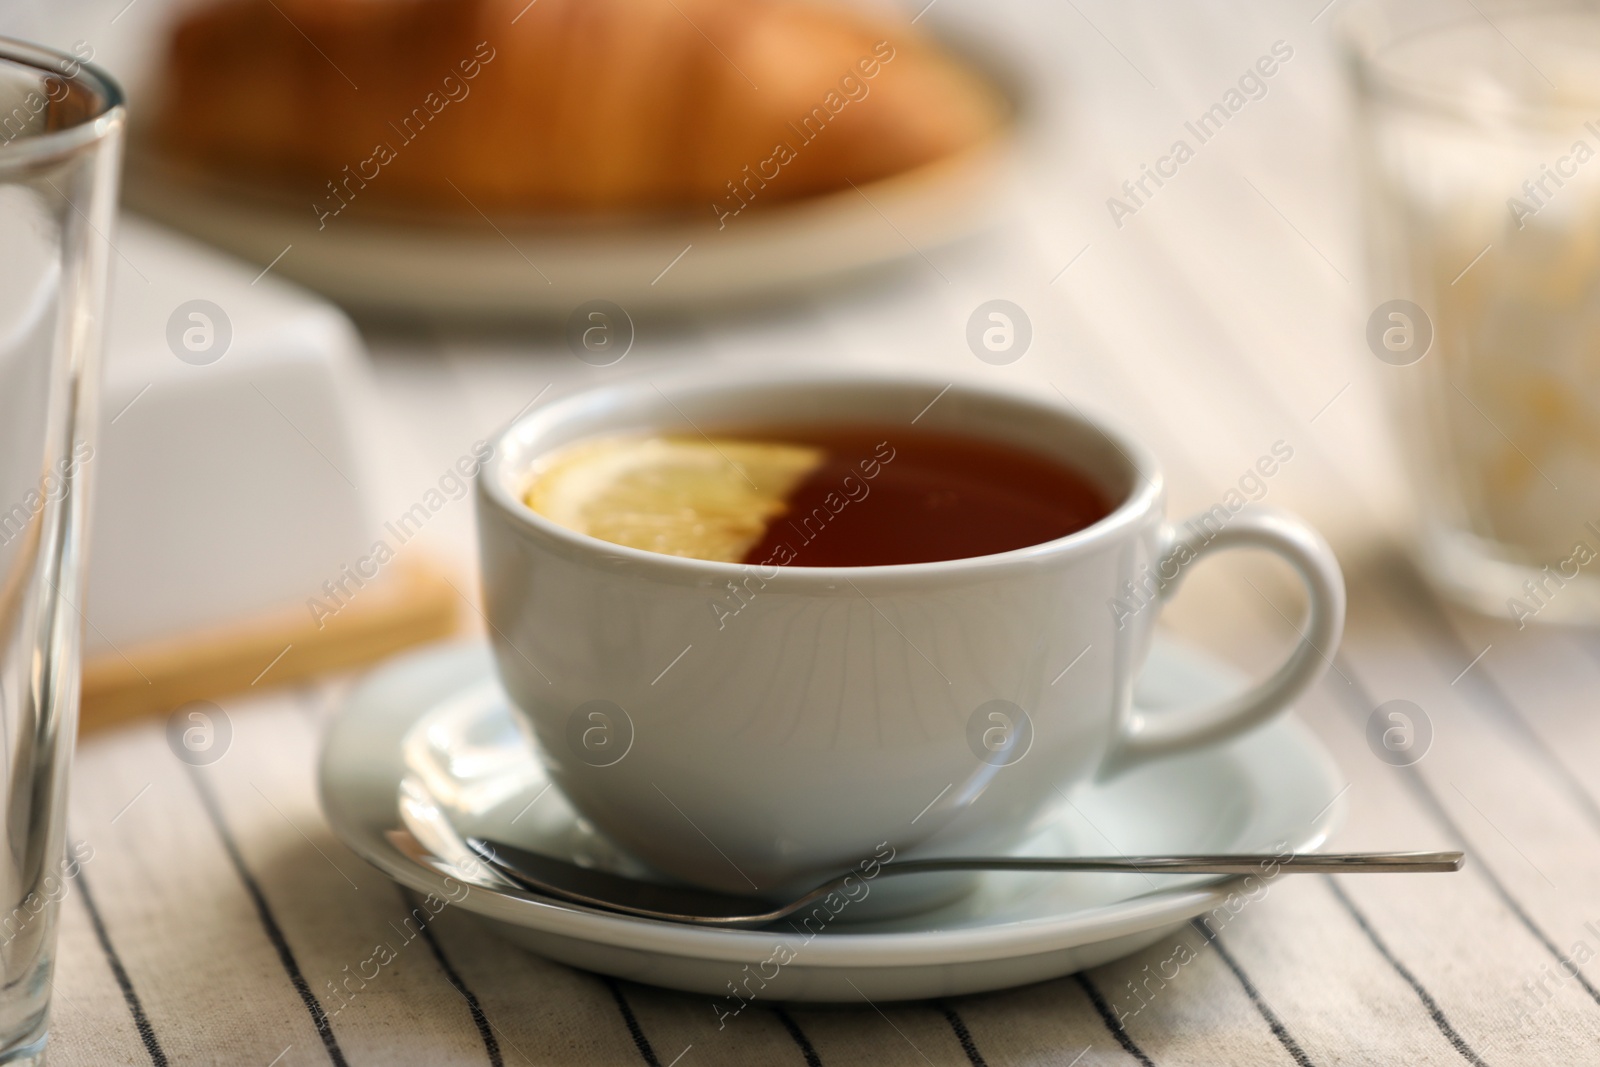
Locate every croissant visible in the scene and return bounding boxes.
[157,0,1003,222]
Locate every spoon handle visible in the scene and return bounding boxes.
[880,851,1464,877]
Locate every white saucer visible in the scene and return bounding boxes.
[319,636,1343,1002]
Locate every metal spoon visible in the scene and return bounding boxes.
[463,835,1463,929]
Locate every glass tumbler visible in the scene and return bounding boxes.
[0,38,122,1065]
[1346,1,1600,623]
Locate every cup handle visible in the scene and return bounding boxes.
[1102,508,1345,776]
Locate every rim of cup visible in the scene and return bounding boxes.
[478,366,1165,587]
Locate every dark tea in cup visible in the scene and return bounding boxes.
[521,424,1112,566]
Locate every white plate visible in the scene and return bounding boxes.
[123,138,1008,318]
[318,636,1344,1002]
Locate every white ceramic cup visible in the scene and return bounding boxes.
[477,368,1345,897]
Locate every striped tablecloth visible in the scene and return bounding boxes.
[33,0,1600,1062]
[54,560,1600,1066]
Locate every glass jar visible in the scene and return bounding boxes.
[1347,0,1600,624]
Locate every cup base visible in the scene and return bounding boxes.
[797,870,981,926]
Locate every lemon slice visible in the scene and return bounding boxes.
[523,435,824,562]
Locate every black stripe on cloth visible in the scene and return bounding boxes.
[1329,660,1600,1011]
[602,976,661,1066]
[1384,561,1600,836]
[937,1003,989,1067]
[1324,878,1491,1067]
[410,904,503,1067]
[1189,917,1314,1067]
[75,858,170,1067]
[1074,972,1156,1066]
[771,1006,822,1066]
[186,767,349,1067]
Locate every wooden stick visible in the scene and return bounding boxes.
[80,557,459,731]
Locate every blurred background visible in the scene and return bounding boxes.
[13,6,1600,1061]
[0,0,1428,717]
